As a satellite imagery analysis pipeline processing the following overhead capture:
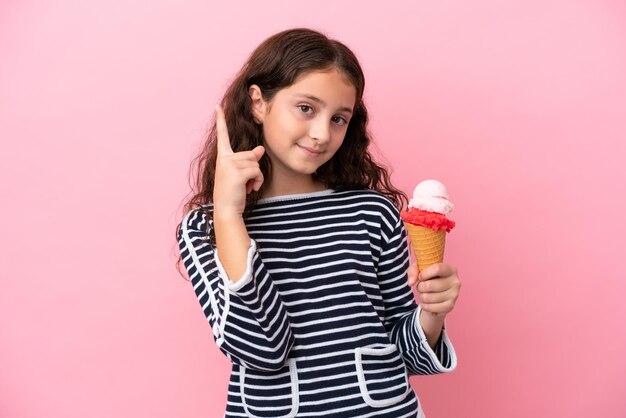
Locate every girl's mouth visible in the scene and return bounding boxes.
[297,144,322,157]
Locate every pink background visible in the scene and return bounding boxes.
[2,0,625,417]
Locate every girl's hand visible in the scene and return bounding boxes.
[213,105,265,216]
[409,263,461,315]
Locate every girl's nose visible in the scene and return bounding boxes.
[309,118,331,143]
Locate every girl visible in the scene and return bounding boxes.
[177,28,461,418]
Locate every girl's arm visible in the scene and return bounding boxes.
[213,210,254,282]
[179,106,293,371]
[407,263,461,348]
[178,208,295,371]
[212,104,265,282]
[376,203,457,375]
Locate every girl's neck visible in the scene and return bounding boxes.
[262,174,327,198]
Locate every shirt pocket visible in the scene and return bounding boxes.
[355,344,411,408]
[239,359,299,418]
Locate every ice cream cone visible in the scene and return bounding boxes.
[405,223,446,272]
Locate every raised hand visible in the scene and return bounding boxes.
[212,105,266,282]
[213,105,265,216]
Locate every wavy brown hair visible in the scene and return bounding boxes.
[176,28,407,274]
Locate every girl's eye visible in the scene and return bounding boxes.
[298,104,313,115]
[332,116,348,126]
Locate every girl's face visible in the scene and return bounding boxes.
[250,68,357,188]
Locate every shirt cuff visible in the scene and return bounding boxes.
[214,239,256,292]
[414,305,458,372]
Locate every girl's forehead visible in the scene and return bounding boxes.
[292,67,354,84]
[281,69,357,109]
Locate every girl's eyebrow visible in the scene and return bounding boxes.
[293,94,353,114]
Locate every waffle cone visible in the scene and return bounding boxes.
[405,224,446,272]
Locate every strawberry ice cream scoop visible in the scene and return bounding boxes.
[402,179,456,232]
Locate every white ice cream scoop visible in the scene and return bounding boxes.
[408,179,454,214]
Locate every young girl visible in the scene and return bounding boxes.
[177,28,461,418]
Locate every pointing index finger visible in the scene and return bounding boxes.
[215,105,233,156]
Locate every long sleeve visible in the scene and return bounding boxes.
[376,206,457,375]
[177,207,295,371]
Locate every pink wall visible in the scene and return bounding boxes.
[2,0,625,417]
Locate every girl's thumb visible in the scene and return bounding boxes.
[252,145,265,161]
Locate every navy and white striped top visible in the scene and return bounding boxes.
[178,189,457,417]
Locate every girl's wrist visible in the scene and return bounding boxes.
[420,309,446,323]
[213,205,244,222]
[419,309,446,333]
[419,308,446,346]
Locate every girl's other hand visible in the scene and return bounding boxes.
[415,263,461,315]
[213,105,265,216]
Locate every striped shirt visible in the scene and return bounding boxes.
[177,189,457,417]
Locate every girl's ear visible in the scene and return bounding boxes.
[248,85,266,124]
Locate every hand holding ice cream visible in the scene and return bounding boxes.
[403,179,461,328]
